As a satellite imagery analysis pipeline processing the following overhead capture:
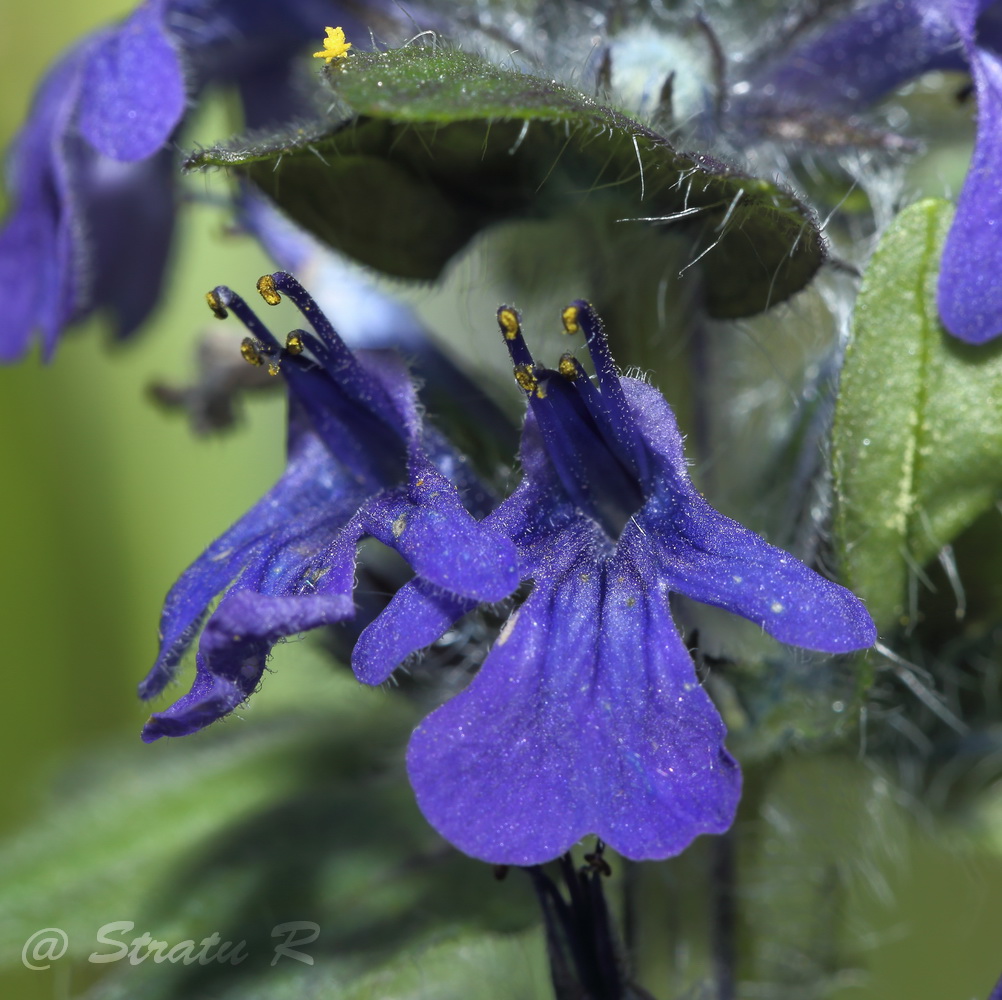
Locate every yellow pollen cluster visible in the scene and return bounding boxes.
[313,26,352,64]
[241,338,264,367]
[498,308,521,340]
[257,274,282,305]
[285,332,304,355]
[561,305,580,335]
[205,290,227,320]
[558,354,578,380]
[513,364,538,395]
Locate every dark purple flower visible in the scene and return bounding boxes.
[0,0,426,361]
[352,302,877,865]
[736,0,1002,343]
[990,969,1002,1000]
[139,272,518,740]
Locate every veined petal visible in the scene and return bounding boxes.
[407,521,740,865]
[624,379,876,652]
[642,493,877,652]
[78,0,186,161]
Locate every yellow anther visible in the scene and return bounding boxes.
[206,290,228,320]
[514,363,537,395]
[498,308,521,341]
[257,274,282,305]
[285,332,304,355]
[267,362,281,377]
[535,382,548,399]
[240,337,264,367]
[561,305,581,335]
[558,354,579,380]
[313,26,352,64]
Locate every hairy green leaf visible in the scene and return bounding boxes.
[188,43,823,318]
[833,198,1002,632]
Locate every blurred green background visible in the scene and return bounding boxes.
[0,3,283,822]
[0,3,1000,999]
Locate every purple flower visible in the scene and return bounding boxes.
[352,302,877,865]
[0,0,424,361]
[139,272,518,740]
[736,0,1002,343]
[0,24,176,362]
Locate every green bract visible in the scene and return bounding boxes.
[185,43,824,318]
[834,199,1002,632]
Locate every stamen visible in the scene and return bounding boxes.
[497,306,536,370]
[558,351,608,414]
[211,286,283,354]
[208,277,407,487]
[213,285,310,378]
[562,301,621,399]
[562,300,649,484]
[267,273,353,363]
[502,305,645,536]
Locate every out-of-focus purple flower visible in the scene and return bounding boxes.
[139,271,517,740]
[351,302,877,865]
[0,29,176,362]
[735,0,1002,343]
[989,969,1002,1000]
[0,1,425,361]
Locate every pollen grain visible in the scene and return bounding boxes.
[240,338,265,367]
[498,308,521,340]
[257,274,282,305]
[206,290,228,319]
[313,26,352,64]
[561,305,581,335]
[514,363,538,395]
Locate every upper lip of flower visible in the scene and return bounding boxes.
[498,301,649,539]
[206,274,411,489]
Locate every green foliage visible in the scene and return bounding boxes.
[833,198,1002,633]
[0,658,537,999]
[187,43,824,318]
